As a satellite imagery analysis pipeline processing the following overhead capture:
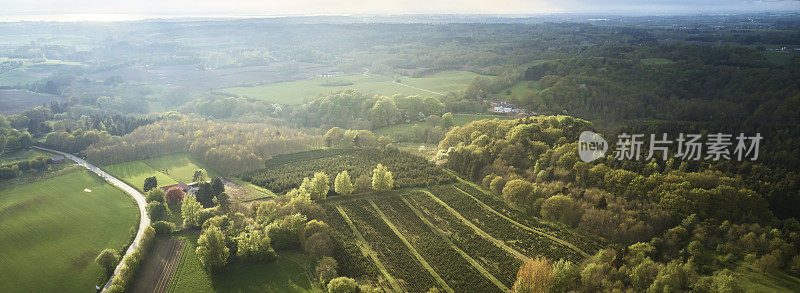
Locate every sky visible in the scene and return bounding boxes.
[2,0,800,21]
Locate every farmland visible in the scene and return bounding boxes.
[219,71,483,105]
[0,169,138,293]
[103,152,272,201]
[0,89,63,115]
[168,235,313,293]
[320,180,602,292]
[242,148,455,194]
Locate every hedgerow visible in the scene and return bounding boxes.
[107,225,156,293]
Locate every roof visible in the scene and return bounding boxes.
[160,181,190,192]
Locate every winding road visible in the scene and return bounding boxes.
[32,146,149,293]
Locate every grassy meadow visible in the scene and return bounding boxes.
[0,149,52,165]
[374,114,515,139]
[219,71,483,105]
[0,169,138,292]
[103,153,272,200]
[168,235,313,293]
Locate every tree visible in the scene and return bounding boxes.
[152,221,176,235]
[334,170,354,195]
[502,179,536,208]
[372,164,394,192]
[147,201,171,222]
[181,195,203,228]
[354,174,372,193]
[304,231,333,258]
[145,189,165,204]
[316,257,339,286]
[440,112,454,128]
[309,172,330,200]
[193,169,208,182]
[235,226,276,262]
[196,226,230,270]
[540,195,581,227]
[324,127,346,148]
[328,277,359,293]
[165,187,186,204]
[95,248,120,275]
[143,176,157,192]
[513,257,553,293]
[211,177,225,196]
[195,182,215,208]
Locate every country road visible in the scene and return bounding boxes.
[32,146,149,292]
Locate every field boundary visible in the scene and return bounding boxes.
[451,185,589,257]
[400,197,511,292]
[418,189,530,262]
[335,205,403,292]
[367,199,454,293]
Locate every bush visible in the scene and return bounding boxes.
[152,221,176,235]
[145,189,165,203]
[146,201,171,222]
[95,248,120,275]
[108,226,156,292]
[328,277,359,293]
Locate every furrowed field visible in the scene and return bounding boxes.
[218,71,483,105]
[0,169,138,293]
[319,180,602,292]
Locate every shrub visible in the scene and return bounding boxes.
[145,189,165,203]
[152,221,176,235]
[328,277,359,293]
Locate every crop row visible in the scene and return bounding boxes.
[374,196,502,292]
[242,148,454,193]
[405,191,522,287]
[339,200,441,292]
[323,204,379,279]
[453,182,604,253]
[428,184,582,263]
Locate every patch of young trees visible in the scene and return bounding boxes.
[242,148,452,194]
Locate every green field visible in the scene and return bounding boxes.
[219,71,483,105]
[0,170,138,293]
[0,59,83,87]
[104,160,178,192]
[374,114,515,139]
[640,58,676,65]
[169,235,313,293]
[0,149,52,165]
[498,80,539,100]
[104,153,272,200]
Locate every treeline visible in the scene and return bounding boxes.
[43,129,112,153]
[0,156,49,179]
[85,115,318,174]
[441,116,799,288]
[0,116,32,152]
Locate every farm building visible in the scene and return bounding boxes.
[48,156,66,164]
[159,181,199,194]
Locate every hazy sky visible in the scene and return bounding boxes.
[3,0,800,20]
